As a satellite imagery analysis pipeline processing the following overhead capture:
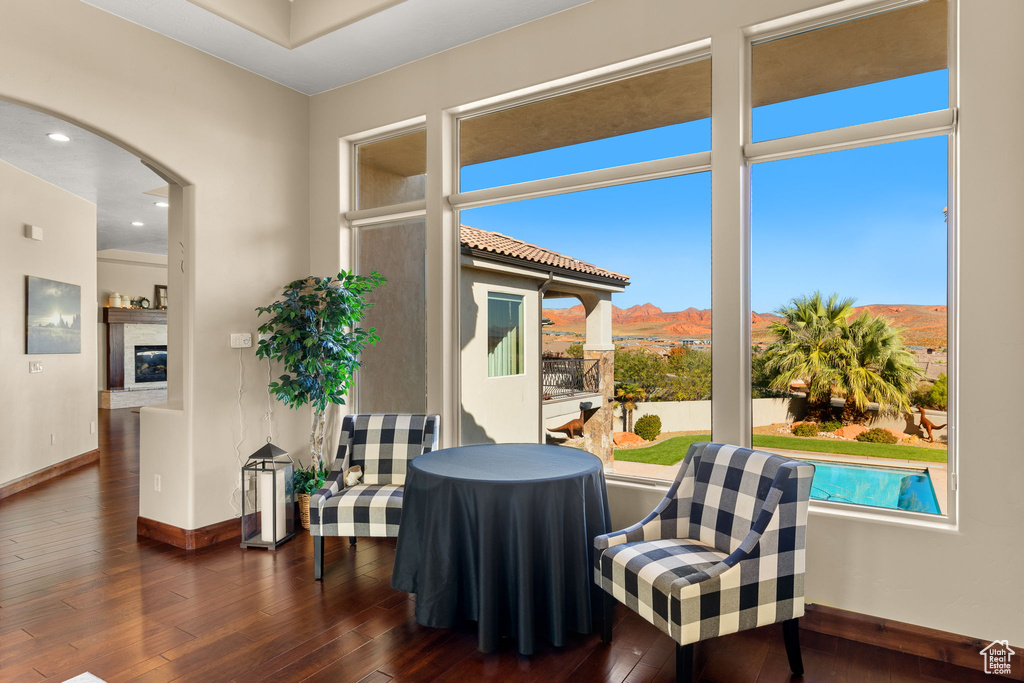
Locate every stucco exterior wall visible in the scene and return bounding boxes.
[460,267,540,445]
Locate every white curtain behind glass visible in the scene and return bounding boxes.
[487,293,524,377]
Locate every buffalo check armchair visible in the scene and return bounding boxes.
[594,442,814,683]
[310,414,440,579]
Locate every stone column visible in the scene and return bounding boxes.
[582,348,615,468]
[581,293,615,469]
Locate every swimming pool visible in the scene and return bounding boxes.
[803,459,941,514]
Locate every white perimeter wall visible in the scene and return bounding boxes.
[0,161,98,486]
[616,398,802,433]
[310,0,1024,644]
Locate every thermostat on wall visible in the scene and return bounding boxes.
[24,224,43,241]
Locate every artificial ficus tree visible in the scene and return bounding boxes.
[256,271,386,470]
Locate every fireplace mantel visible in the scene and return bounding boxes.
[103,308,166,325]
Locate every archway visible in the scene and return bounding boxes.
[0,96,193,530]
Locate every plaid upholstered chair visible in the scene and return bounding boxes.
[310,413,440,580]
[594,442,814,683]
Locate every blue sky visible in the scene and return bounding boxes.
[460,71,948,313]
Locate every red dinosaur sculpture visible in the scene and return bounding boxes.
[917,406,947,443]
[549,409,585,439]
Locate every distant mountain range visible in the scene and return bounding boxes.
[543,303,947,347]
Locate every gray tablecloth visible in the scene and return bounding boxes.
[391,444,611,655]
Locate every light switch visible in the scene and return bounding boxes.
[29,361,43,373]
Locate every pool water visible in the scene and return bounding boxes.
[803,460,941,514]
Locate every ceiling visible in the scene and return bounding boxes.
[0,0,588,258]
[0,100,168,255]
[81,0,592,95]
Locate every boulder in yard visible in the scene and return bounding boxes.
[835,424,868,439]
[886,428,908,441]
[614,431,648,447]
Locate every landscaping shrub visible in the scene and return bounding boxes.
[633,414,662,441]
[820,420,843,432]
[856,428,898,444]
[911,373,947,411]
[791,422,820,437]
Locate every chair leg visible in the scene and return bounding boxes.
[675,643,694,683]
[349,536,357,545]
[782,618,804,676]
[600,589,615,644]
[313,535,324,580]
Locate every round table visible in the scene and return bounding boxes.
[390,444,611,655]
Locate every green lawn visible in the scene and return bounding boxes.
[614,434,947,466]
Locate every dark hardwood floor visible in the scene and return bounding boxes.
[0,409,993,682]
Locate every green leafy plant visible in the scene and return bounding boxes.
[792,422,820,437]
[565,343,584,358]
[633,414,662,441]
[856,427,899,444]
[911,373,947,411]
[293,462,329,495]
[820,420,843,432]
[256,271,386,470]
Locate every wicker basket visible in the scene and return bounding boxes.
[298,493,311,530]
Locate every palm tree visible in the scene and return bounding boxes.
[833,312,923,423]
[762,292,921,424]
[614,382,645,432]
[763,292,855,421]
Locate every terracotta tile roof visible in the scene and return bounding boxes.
[460,225,630,284]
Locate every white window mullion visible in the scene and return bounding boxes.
[744,109,955,164]
[344,199,427,227]
[710,27,750,447]
[449,151,711,211]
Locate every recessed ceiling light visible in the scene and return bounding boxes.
[154,201,169,208]
[47,133,71,142]
[131,221,145,227]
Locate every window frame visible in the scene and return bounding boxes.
[742,0,958,525]
[344,117,429,416]
[338,0,959,528]
[449,41,715,458]
[485,291,526,379]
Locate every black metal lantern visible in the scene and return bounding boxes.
[240,442,295,549]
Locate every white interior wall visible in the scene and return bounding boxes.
[96,250,168,390]
[310,0,1024,644]
[0,161,98,486]
[0,0,311,529]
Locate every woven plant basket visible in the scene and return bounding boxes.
[299,493,311,530]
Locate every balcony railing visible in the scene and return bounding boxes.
[542,358,600,400]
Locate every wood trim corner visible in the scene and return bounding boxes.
[137,515,240,550]
[0,449,100,500]
[804,604,1024,680]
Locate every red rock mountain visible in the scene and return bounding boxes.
[543,303,947,346]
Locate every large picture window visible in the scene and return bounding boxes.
[455,53,712,470]
[747,0,953,518]
[346,0,957,521]
[487,293,524,377]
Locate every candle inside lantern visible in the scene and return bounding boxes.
[258,468,286,543]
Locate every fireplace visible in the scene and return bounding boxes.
[134,345,167,383]
[101,308,168,409]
